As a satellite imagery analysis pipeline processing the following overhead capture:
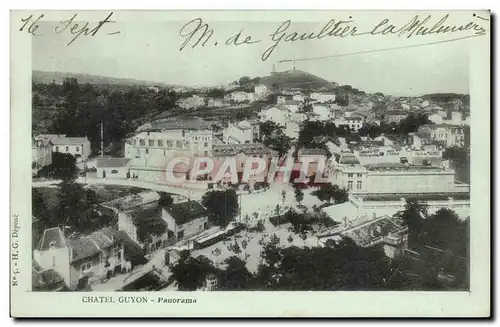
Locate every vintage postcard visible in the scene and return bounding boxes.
[10,10,490,317]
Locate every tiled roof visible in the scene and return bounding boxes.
[300,148,327,156]
[38,227,69,251]
[96,158,131,168]
[101,191,160,211]
[213,143,271,157]
[146,118,212,131]
[68,227,119,263]
[51,137,89,145]
[164,200,207,225]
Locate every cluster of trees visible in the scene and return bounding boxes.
[201,189,239,228]
[298,120,351,148]
[168,235,391,291]
[32,181,114,237]
[394,199,469,289]
[259,121,293,158]
[358,113,431,138]
[33,78,180,156]
[36,153,79,180]
[311,183,349,204]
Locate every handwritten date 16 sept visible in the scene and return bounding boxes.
[19,12,121,46]
[179,18,260,51]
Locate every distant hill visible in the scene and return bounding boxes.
[260,69,336,91]
[32,70,178,88]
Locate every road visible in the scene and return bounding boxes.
[32,176,205,199]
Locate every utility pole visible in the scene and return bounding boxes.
[100,122,104,158]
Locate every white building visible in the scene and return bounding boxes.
[125,119,213,182]
[254,84,269,99]
[310,91,336,103]
[96,158,131,179]
[312,104,333,121]
[161,200,209,240]
[292,93,305,102]
[231,91,255,103]
[329,153,469,195]
[428,113,444,124]
[177,95,206,110]
[39,135,92,161]
[258,106,291,127]
[222,121,254,144]
[418,124,465,148]
[333,116,364,132]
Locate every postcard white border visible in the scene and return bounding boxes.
[9,9,491,318]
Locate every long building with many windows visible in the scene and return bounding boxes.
[124,118,214,182]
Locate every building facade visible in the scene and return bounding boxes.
[125,119,214,182]
[33,227,126,290]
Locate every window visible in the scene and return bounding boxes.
[163,149,166,156]
[111,169,118,174]
[357,181,362,190]
[166,140,174,148]
[76,146,80,152]
[357,174,362,178]
[241,162,244,168]
[177,230,184,239]
[176,140,183,148]
[348,181,353,190]
[52,256,56,267]
[139,139,145,146]
[148,140,154,147]
[204,142,209,148]
[133,139,137,146]
[145,148,149,154]
[158,140,164,147]
[204,151,209,156]
[80,261,92,276]
[65,146,69,152]
[55,146,59,152]
[348,173,353,178]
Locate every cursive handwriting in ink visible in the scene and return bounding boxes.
[261,19,358,61]
[19,14,44,36]
[179,18,214,51]
[55,12,119,46]
[369,14,487,38]
[225,29,261,46]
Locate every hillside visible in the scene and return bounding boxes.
[260,69,336,91]
[32,70,174,88]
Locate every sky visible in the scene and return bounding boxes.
[31,11,485,96]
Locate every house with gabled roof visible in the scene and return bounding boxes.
[161,200,209,241]
[33,227,128,290]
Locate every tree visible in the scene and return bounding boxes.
[158,192,173,207]
[221,256,253,290]
[421,208,468,258]
[38,153,78,180]
[259,121,281,140]
[169,251,219,291]
[294,187,304,205]
[263,129,292,158]
[56,180,111,234]
[284,209,313,236]
[394,199,429,250]
[255,236,390,290]
[311,183,348,204]
[202,189,239,228]
[238,76,251,86]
